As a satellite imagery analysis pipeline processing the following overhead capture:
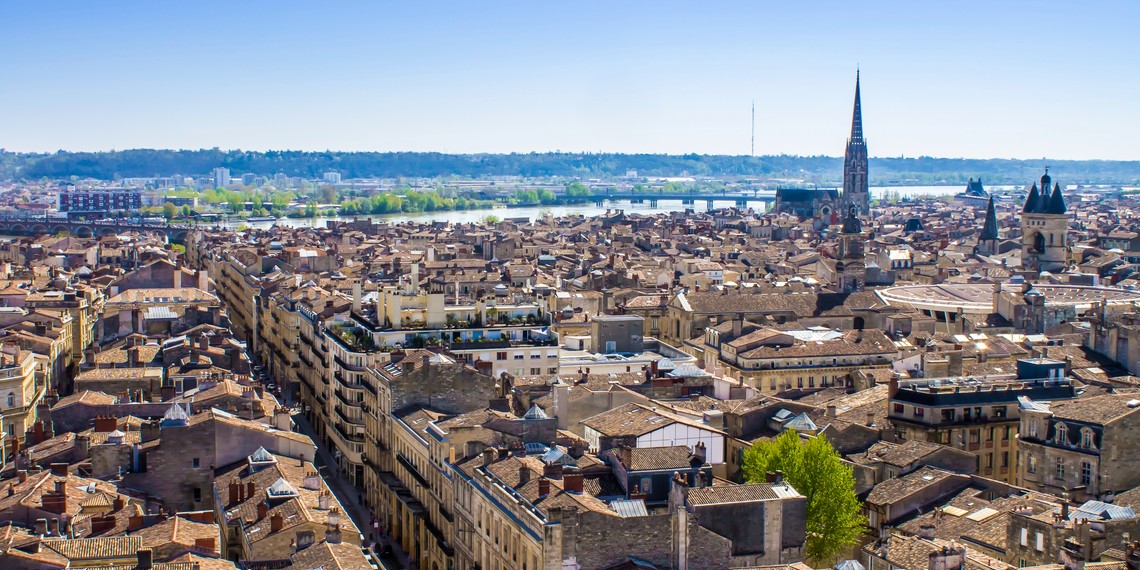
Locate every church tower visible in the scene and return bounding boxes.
[1020,169,1068,274]
[842,71,870,217]
[977,196,999,256]
[836,206,866,293]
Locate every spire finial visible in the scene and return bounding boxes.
[849,70,864,142]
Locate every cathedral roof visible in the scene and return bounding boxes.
[1046,182,1067,215]
[1022,183,1041,214]
[1023,170,1066,215]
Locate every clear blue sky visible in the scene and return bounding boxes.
[2,1,1137,159]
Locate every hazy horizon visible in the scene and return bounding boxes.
[3,1,1139,160]
[6,148,1140,164]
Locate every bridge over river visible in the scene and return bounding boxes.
[588,190,777,208]
[0,216,192,243]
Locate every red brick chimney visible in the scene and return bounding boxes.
[563,470,584,494]
[94,415,117,433]
[256,501,268,520]
[270,513,284,533]
[538,477,551,497]
[49,463,68,476]
[245,482,255,501]
[228,481,240,506]
[543,463,563,479]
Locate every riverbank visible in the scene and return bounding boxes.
[198,185,963,229]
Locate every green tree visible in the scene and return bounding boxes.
[162,202,177,220]
[180,205,192,217]
[565,182,592,202]
[320,184,338,204]
[742,431,865,564]
[482,214,501,225]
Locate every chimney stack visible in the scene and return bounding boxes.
[563,469,584,494]
[136,549,153,570]
[518,465,530,485]
[538,477,551,497]
[270,513,284,533]
[94,415,117,433]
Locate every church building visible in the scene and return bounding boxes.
[775,71,870,220]
[1020,169,1069,274]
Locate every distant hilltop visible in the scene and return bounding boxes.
[2,149,1140,185]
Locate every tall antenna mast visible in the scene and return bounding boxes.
[751,100,755,157]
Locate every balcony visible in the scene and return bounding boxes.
[335,405,366,426]
[397,452,431,490]
[300,334,316,351]
[333,420,366,443]
[334,389,356,407]
[334,354,366,372]
[298,352,314,368]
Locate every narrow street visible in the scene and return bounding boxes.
[292,411,412,570]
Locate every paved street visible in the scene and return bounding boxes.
[292,411,411,570]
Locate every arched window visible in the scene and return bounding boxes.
[1081,428,1095,449]
[1055,422,1068,444]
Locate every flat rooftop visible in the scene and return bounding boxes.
[877,284,1140,314]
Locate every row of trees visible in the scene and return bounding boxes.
[338,190,493,215]
[13,148,1140,183]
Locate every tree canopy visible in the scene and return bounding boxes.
[7,149,1137,185]
[742,431,866,564]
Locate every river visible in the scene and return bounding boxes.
[223,185,977,230]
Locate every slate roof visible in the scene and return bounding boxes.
[686,482,799,506]
[1049,394,1140,425]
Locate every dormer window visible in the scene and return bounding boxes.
[1055,423,1068,445]
[1081,428,1095,449]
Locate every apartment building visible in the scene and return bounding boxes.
[700,321,895,394]
[1017,393,1140,503]
[888,358,1078,484]
[0,346,40,461]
